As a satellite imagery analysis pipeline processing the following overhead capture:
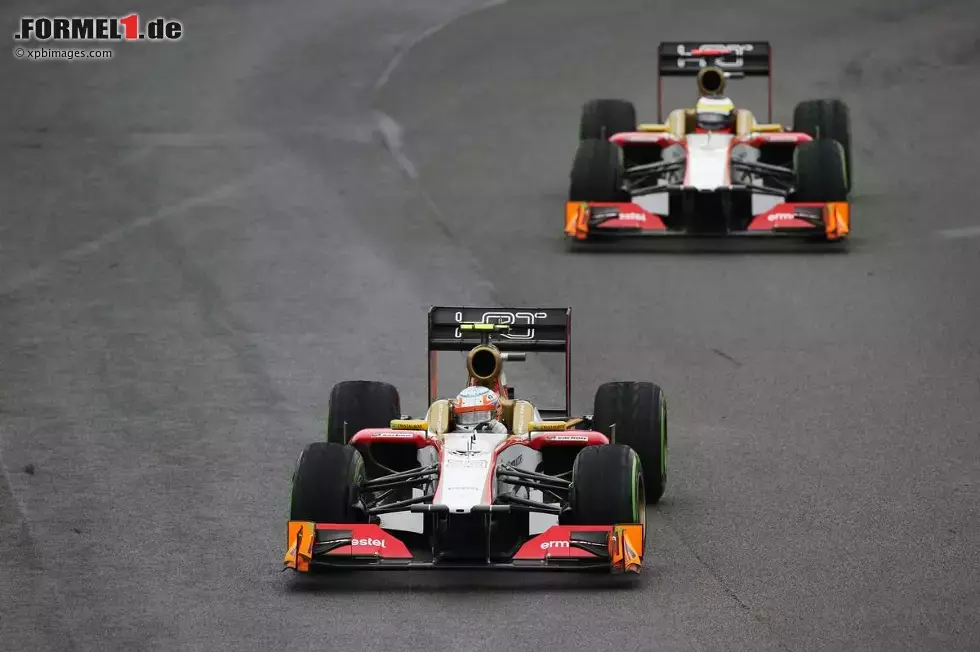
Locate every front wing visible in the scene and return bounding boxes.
[283,521,644,573]
[565,201,850,241]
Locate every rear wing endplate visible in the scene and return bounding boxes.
[426,306,572,417]
[656,41,773,122]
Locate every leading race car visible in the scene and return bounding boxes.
[565,41,852,243]
[283,306,668,574]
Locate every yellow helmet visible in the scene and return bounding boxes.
[695,96,736,133]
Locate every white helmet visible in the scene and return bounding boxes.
[453,386,501,431]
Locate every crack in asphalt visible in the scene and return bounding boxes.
[657,506,797,652]
[712,348,743,367]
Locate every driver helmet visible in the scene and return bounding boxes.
[453,386,502,431]
[695,95,736,133]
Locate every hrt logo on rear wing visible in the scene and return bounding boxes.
[657,41,771,76]
[427,306,570,352]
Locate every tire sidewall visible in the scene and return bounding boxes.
[794,140,847,202]
[569,445,646,553]
[592,381,667,503]
[792,99,852,190]
[579,99,637,140]
[289,442,367,524]
[569,139,629,202]
[325,380,401,444]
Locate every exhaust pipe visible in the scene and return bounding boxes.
[697,66,726,96]
[466,345,502,388]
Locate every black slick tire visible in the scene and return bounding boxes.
[592,381,667,503]
[289,442,367,523]
[579,99,637,140]
[569,139,629,202]
[793,140,848,203]
[792,99,852,190]
[569,444,645,550]
[325,380,400,444]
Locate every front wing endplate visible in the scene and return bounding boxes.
[282,521,645,573]
[565,201,849,241]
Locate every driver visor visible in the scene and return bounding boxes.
[696,112,732,130]
[456,409,494,426]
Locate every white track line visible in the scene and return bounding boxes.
[1,164,276,295]
[375,111,418,180]
[372,0,511,182]
[937,225,980,240]
[373,0,511,93]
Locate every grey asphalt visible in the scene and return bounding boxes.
[1,0,978,650]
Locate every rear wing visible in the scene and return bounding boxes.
[656,41,773,122]
[426,306,572,417]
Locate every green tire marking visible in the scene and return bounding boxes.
[660,393,667,480]
[837,143,848,189]
[631,452,639,521]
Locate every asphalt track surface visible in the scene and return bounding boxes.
[2,0,979,650]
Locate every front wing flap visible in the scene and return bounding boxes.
[283,522,644,573]
[565,201,850,240]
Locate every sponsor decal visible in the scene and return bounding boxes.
[592,208,620,218]
[767,213,797,222]
[446,457,488,468]
[511,454,523,467]
[619,133,670,142]
[793,207,823,218]
[453,310,547,341]
[762,133,802,142]
[373,431,415,438]
[616,212,646,222]
[350,538,386,548]
[548,435,590,442]
[540,540,571,550]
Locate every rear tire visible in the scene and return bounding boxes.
[568,445,645,551]
[569,139,629,202]
[592,381,667,503]
[792,99,852,190]
[793,140,848,203]
[289,442,367,523]
[325,380,401,444]
[579,99,637,140]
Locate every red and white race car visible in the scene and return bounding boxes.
[565,41,851,243]
[283,306,666,574]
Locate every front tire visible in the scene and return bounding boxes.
[579,99,637,140]
[592,381,667,503]
[569,139,629,202]
[792,99,852,190]
[289,442,367,523]
[325,380,401,444]
[568,445,645,551]
[793,140,848,203]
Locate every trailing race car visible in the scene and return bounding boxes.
[283,306,668,574]
[565,41,852,242]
